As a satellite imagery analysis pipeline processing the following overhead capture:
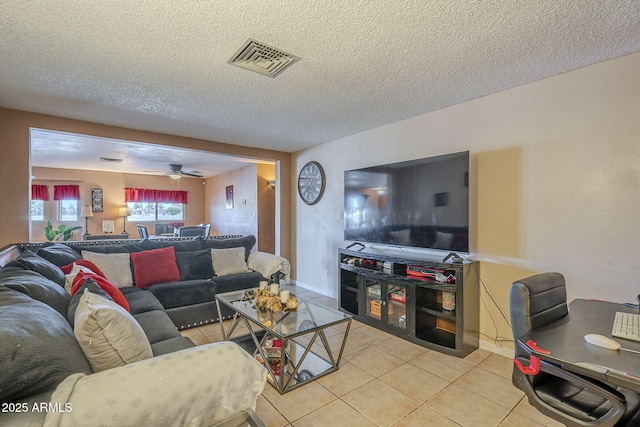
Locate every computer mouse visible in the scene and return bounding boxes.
[584,334,621,350]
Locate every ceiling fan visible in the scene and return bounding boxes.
[145,164,204,180]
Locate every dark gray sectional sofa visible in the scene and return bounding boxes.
[0,234,277,426]
[16,234,279,329]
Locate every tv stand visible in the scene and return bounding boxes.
[338,247,479,357]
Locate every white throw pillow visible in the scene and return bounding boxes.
[81,251,133,288]
[74,289,152,372]
[64,263,94,294]
[210,247,251,276]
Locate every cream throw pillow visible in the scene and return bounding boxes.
[81,251,133,288]
[210,247,251,276]
[74,289,152,372]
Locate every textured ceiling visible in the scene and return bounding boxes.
[2,1,640,154]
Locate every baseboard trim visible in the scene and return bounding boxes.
[290,280,337,299]
[479,339,515,359]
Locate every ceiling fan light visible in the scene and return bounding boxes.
[169,172,182,180]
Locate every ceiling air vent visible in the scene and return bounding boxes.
[228,38,300,78]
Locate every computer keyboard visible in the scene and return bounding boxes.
[612,311,640,342]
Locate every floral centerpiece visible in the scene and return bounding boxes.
[250,288,299,313]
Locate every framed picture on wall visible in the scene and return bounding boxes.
[226,185,234,209]
[91,188,104,213]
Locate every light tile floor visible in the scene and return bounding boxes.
[181,285,563,427]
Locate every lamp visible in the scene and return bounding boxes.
[80,205,94,237]
[119,206,130,234]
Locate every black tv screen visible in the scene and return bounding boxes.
[344,151,469,252]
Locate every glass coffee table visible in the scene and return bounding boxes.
[215,289,352,394]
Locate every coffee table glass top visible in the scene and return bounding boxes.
[216,289,351,339]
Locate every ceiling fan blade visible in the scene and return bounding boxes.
[182,172,204,178]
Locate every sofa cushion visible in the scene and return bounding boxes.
[71,271,130,312]
[0,287,92,403]
[210,247,251,276]
[120,287,165,315]
[211,271,264,294]
[5,250,65,286]
[81,251,133,288]
[67,278,113,327]
[36,242,82,266]
[131,246,180,289]
[150,336,196,356]
[175,249,214,281]
[133,310,182,346]
[0,266,71,317]
[200,235,256,260]
[74,290,153,372]
[146,279,216,310]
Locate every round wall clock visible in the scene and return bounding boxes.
[298,161,326,205]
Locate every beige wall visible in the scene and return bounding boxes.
[204,163,276,252]
[257,163,276,253]
[205,164,259,246]
[293,51,640,354]
[0,109,292,261]
[31,166,206,241]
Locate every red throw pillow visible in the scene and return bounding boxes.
[71,271,130,312]
[130,246,180,289]
[60,259,107,278]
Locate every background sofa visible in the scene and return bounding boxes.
[0,240,267,426]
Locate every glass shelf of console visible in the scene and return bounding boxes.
[386,284,407,330]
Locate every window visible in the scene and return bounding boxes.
[30,200,44,221]
[59,200,78,222]
[127,202,184,222]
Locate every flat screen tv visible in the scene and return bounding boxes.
[344,151,469,253]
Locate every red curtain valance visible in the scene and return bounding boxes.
[31,184,49,201]
[53,185,80,200]
[124,188,188,204]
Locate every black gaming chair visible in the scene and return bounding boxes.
[510,273,640,426]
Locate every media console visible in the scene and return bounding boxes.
[338,247,479,357]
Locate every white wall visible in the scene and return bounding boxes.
[292,51,640,350]
[206,164,258,241]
